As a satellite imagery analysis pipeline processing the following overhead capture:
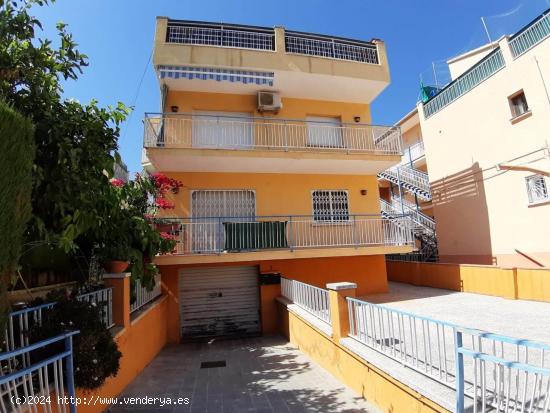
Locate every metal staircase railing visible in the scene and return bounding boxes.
[378,164,432,201]
[380,199,438,262]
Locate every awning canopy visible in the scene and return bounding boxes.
[158,65,275,86]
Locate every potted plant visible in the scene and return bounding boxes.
[99,243,130,274]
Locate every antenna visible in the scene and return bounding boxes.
[481,17,493,46]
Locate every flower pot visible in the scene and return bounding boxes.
[101,260,130,274]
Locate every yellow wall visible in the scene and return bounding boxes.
[162,172,380,218]
[77,296,169,413]
[166,90,371,124]
[279,302,448,413]
[160,255,389,343]
[387,261,550,302]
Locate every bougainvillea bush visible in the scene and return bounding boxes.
[95,172,182,290]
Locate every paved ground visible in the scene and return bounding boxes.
[362,282,550,343]
[109,336,379,413]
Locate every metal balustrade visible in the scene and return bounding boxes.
[281,278,331,324]
[379,164,432,200]
[456,328,550,413]
[382,198,436,233]
[423,48,505,118]
[160,215,414,255]
[0,331,78,413]
[166,21,275,51]
[401,141,425,165]
[76,287,114,328]
[347,297,550,411]
[130,275,162,313]
[143,113,403,156]
[509,10,550,58]
[285,31,379,64]
[3,288,113,357]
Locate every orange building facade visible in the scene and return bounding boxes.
[143,18,413,342]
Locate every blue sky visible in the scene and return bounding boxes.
[32,0,550,175]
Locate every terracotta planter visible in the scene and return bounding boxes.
[101,260,129,274]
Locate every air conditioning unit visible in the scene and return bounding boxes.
[257,92,282,112]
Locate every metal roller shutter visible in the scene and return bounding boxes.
[179,266,260,339]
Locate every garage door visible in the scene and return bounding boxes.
[179,266,260,339]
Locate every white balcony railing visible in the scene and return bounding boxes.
[144,113,403,156]
[130,274,162,314]
[400,140,425,165]
[157,214,414,256]
[281,278,331,324]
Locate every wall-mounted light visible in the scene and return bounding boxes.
[354,116,361,123]
[360,189,368,196]
[170,105,179,113]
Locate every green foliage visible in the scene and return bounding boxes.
[30,294,121,389]
[0,0,129,254]
[0,100,35,329]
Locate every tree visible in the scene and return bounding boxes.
[0,100,35,328]
[0,0,129,255]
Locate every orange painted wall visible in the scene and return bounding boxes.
[516,267,550,302]
[76,296,169,413]
[160,172,380,219]
[166,91,371,124]
[159,255,388,341]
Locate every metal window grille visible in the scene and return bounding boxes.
[312,190,349,222]
[166,23,275,51]
[526,174,549,204]
[285,34,378,64]
[423,48,505,118]
[509,10,550,58]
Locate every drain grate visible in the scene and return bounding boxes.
[200,360,226,369]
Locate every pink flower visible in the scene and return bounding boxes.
[110,178,125,187]
[159,232,177,240]
[155,198,175,209]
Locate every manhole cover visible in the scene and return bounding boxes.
[200,360,226,369]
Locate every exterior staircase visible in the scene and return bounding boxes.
[378,164,431,201]
[380,198,438,262]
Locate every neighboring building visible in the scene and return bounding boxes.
[394,9,550,267]
[142,18,414,340]
[113,160,129,182]
[378,108,437,261]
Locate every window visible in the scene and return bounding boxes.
[312,190,349,222]
[509,91,529,118]
[525,175,549,205]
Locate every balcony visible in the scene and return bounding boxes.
[400,140,425,166]
[153,214,414,264]
[154,18,390,103]
[143,113,402,173]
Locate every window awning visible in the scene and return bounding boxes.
[158,66,274,86]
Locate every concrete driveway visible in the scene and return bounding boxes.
[108,336,379,413]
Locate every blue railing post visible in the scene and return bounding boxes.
[455,328,465,413]
[217,217,223,254]
[64,333,77,413]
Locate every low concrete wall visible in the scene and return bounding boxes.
[77,296,169,413]
[278,301,449,413]
[387,261,550,302]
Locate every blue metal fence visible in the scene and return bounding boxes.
[509,9,550,58]
[0,331,79,413]
[346,296,550,411]
[423,48,505,118]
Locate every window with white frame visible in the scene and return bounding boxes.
[525,174,548,205]
[312,190,349,221]
[508,90,529,118]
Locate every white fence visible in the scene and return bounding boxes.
[346,296,550,412]
[130,275,162,313]
[144,113,403,156]
[281,278,331,324]
[76,287,113,328]
[166,215,414,255]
